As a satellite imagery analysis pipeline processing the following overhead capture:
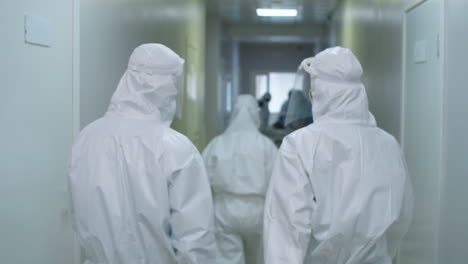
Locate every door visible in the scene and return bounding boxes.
[0,0,79,263]
[400,0,444,263]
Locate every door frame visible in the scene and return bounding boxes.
[404,0,428,11]
[72,0,80,139]
[72,0,81,263]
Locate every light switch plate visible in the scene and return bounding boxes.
[24,14,52,47]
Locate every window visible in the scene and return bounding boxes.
[255,72,296,113]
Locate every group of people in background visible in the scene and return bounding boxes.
[68,43,413,264]
[257,88,314,146]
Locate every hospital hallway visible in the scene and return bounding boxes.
[1,0,467,263]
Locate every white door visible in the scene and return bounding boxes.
[0,0,79,263]
[400,0,444,263]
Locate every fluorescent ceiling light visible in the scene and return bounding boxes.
[256,8,298,17]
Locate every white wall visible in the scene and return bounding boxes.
[0,0,77,263]
[400,1,444,263]
[0,0,208,262]
[438,0,468,261]
[332,1,468,263]
[330,0,405,140]
[400,1,468,262]
[239,42,315,94]
[80,0,207,149]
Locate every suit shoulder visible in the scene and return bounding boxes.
[376,128,401,146]
[283,124,323,144]
[162,128,199,156]
[255,132,276,147]
[72,118,108,146]
[278,125,325,159]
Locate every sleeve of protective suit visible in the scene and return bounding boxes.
[401,176,414,231]
[169,146,217,263]
[400,154,414,231]
[201,141,216,184]
[264,140,278,183]
[264,136,315,264]
[387,152,414,258]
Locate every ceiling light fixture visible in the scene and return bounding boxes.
[256,8,298,17]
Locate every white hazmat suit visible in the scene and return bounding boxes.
[68,44,217,264]
[264,47,413,264]
[202,95,277,264]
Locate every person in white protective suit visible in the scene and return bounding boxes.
[264,47,413,264]
[68,43,217,264]
[202,95,277,264]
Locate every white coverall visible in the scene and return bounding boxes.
[264,47,413,264]
[202,95,277,264]
[68,44,217,264]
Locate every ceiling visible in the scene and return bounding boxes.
[207,0,339,25]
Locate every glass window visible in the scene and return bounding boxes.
[268,72,296,113]
[254,72,296,113]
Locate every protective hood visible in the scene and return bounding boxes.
[264,47,412,264]
[107,43,185,126]
[226,95,261,133]
[302,47,376,126]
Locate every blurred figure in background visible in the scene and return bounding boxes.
[266,77,314,146]
[68,44,217,264]
[273,91,292,129]
[258,92,271,133]
[264,47,413,264]
[203,95,277,264]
